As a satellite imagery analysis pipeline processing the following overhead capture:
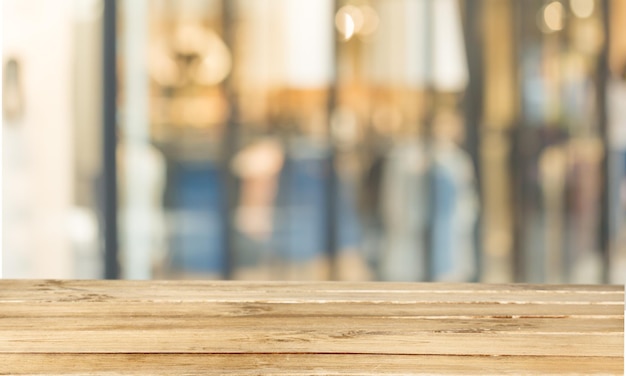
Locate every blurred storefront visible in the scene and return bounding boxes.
[3,0,626,283]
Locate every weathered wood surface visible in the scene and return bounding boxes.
[0,280,623,375]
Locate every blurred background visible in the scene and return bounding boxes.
[2,0,626,283]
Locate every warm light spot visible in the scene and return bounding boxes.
[344,13,355,39]
[194,30,232,86]
[335,5,364,41]
[543,1,564,32]
[570,0,594,18]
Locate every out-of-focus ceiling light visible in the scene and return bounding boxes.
[175,24,210,56]
[194,30,232,86]
[150,27,232,87]
[570,0,594,18]
[335,5,364,41]
[335,4,379,41]
[542,1,564,32]
[344,13,356,40]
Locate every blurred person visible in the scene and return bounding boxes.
[538,144,567,283]
[380,115,429,281]
[563,139,604,284]
[117,139,167,279]
[271,127,331,280]
[334,152,370,282]
[428,111,478,282]
[231,137,284,279]
[359,141,387,278]
[265,111,367,281]
[167,159,225,278]
[512,126,569,283]
[379,109,478,282]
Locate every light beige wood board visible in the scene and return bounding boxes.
[0,354,623,375]
[0,280,622,374]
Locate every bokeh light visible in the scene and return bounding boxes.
[570,0,594,19]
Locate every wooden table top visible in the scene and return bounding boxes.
[0,280,623,375]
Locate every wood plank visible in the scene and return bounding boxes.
[2,329,621,356]
[4,314,621,332]
[1,280,622,304]
[0,280,622,374]
[1,301,621,318]
[0,354,622,375]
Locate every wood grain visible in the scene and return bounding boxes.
[0,280,622,375]
[0,354,623,375]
